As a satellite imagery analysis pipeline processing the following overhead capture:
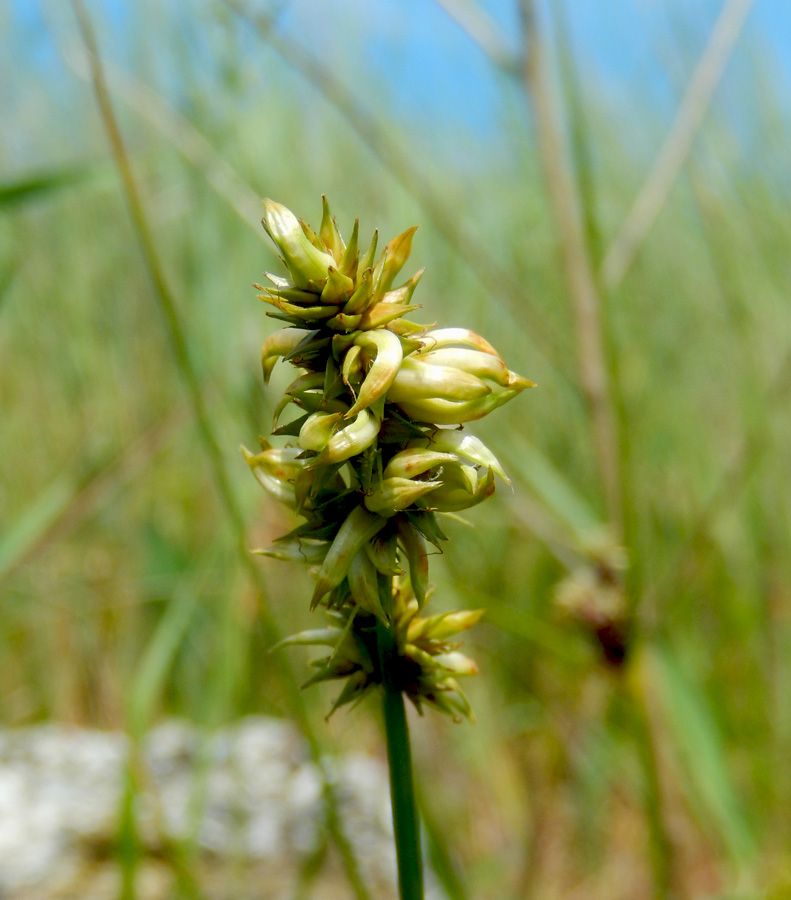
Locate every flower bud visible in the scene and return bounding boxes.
[382,449,456,480]
[252,536,330,565]
[261,327,312,384]
[393,380,530,424]
[346,330,403,417]
[348,549,386,620]
[319,195,345,262]
[311,505,387,608]
[387,357,491,403]
[395,519,430,608]
[298,411,343,452]
[313,408,380,465]
[418,327,499,356]
[326,312,362,332]
[416,428,509,483]
[358,301,420,331]
[338,217,359,278]
[431,651,479,676]
[242,443,307,508]
[342,268,374,315]
[363,476,442,517]
[415,347,511,386]
[262,199,335,289]
[422,465,496,512]
[371,226,418,296]
[320,266,355,305]
[407,608,485,642]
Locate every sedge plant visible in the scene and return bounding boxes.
[243,198,532,899]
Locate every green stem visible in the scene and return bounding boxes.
[626,669,673,900]
[378,625,424,900]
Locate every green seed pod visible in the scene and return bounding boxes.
[258,280,318,305]
[379,267,424,306]
[277,627,345,649]
[341,343,364,389]
[263,297,338,320]
[365,530,402,576]
[326,312,363,332]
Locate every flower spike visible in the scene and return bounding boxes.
[245,197,531,723]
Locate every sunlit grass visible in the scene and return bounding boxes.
[1,1,790,897]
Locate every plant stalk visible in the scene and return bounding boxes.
[377,624,424,900]
[518,0,623,532]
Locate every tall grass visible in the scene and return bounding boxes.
[1,1,790,897]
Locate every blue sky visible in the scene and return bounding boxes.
[272,0,791,130]
[5,0,790,166]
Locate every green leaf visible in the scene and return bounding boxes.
[651,643,757,870]
[0,166,97,209]
[127,584,201,737]
[0,474,79,584]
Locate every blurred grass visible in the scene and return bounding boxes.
[2,0,790,897]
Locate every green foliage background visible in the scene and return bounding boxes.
[1,1,790,897]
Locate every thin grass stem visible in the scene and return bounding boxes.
[69,4,372,897]
[600,0,756,290]
[518,0,622,530]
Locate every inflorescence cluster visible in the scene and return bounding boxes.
[243,198,531,720]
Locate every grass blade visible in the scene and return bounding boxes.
[0,166,97,208]
[0,474,78,583]
[651,643,757,873]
